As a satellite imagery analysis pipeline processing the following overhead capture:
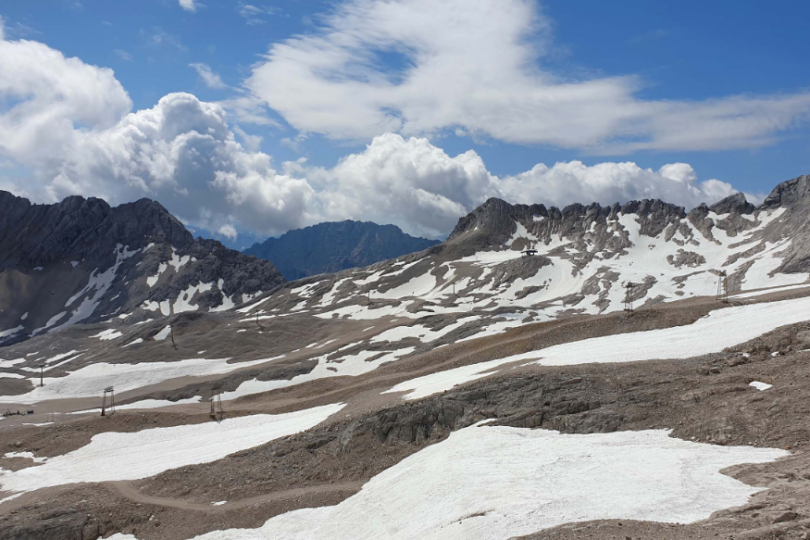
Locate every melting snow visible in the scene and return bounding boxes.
[0,326,23,339]
[219,347,416,401]
[387,296,810,399]
[384,357,520,400]
[0,404,344,494]
[2,356,276,403]
[91,329,123,341]
[153,325,172,341]
[173,282,214,313]
[749,381,772,391]
[160,427,786,540]
[4,452,47,464]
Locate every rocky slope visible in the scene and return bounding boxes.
[244,174,810,338]
[0,192,284,345]
[243,220,439,280]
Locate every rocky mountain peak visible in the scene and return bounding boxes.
[761,173,810,210]
[0,192,284,345]
[709,192,754,215]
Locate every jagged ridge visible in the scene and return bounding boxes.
[0,191,285,345]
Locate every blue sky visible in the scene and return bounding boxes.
[0,0,808,248]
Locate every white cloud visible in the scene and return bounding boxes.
[0,33,313,236]
[0,32,131,164]
[238,3,279,25]
[245,0,810,153]
[233,125,263,152]
[0,32,753,241]
[218,223,238,240]
[48,92,316,236]
[308,134,493,237]
[178,0,197,12]
[301,134,744,238]
[113,49,133,62]
[189,62,226,89]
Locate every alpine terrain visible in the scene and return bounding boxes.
[3,175,810,540]
[0,191,285,346]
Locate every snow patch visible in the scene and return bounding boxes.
[172,427,786,540]
[0,404,345,494]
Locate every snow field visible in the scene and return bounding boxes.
[133,426,787,540]
[383,356,525,400]
[0,326,23,339]
[528,295,810,367]
[2,356,276,404]
[0,403,344,494]
[70,397,202,414]
[219,346,417,401]
[4,452,47,464]
[385,295,810,400]
[41,244,142,335]
[370,317,477,345]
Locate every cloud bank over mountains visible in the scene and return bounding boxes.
[0,3,796,239]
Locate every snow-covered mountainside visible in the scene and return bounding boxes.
[0,192,284,345]
[246,174,810,338]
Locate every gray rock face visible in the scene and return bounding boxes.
[445,196,688,270]
[0,192,193,270]
[761,174,810,210]
[0,191,285,345]
[709,192,755,215]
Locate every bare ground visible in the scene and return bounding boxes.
[3,292,810,539]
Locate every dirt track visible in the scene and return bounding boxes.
[111,479,362,512]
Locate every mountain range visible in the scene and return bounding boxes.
[244,220,439,280]
[259,173,810,331]
[2,173,810,348]
[2,175,810,540]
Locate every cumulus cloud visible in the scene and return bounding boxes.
[46,93,316,236]
[0,33,131,164]
[217,223,238,240]
[189,62,226,89]
[303,134,743,238]
[246,0,810,152]
[178,0,197,12]
[0,31,751,241]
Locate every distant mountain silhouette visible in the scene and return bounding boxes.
[244,221,440,280]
